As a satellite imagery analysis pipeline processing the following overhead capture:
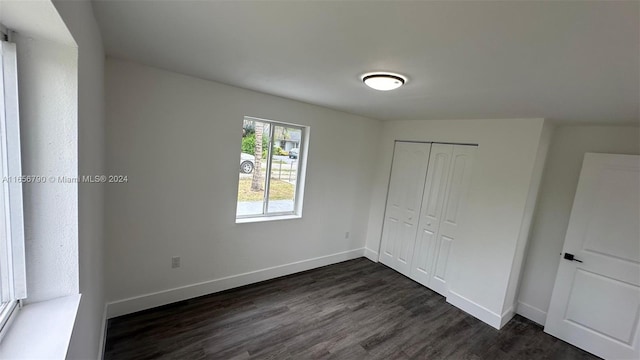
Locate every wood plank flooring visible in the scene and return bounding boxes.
[104,258,600,360]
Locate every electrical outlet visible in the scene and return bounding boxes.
[171,256,181,268]
[345,231,350,239]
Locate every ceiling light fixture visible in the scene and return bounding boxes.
[362,72,407,91]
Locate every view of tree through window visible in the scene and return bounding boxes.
[237,117,304,218]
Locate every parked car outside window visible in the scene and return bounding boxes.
[240,153,255,173]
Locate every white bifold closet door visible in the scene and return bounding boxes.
[379,142,432,276]
[380,141,476,296]
[410,144,476,295]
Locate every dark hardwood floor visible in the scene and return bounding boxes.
[105,258,599,360]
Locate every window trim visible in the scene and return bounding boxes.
[0,300,18,342]
[236,116,307,221]
[0,34,26,341]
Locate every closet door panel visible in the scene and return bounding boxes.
[380,144,409,267]
[429,145,476,296]
[379,142,431,275]
[433,235,453,284]
[380,215,400,266]
[412,228,436,279]
[410,144,454,286]
[396,221,416,271]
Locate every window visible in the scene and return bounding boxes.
[236,117,307,220]
[0,32,26,340]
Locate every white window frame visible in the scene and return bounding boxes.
[236,116,308,222]
[0,31,27,342]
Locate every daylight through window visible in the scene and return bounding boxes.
[236,117,306,219]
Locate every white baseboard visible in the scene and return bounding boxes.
[446,290,504,330]
[500,306,515,328]
[98,304,107,360]
[106,248,365,318]
[364,248,378,262]
[516,301,547,326]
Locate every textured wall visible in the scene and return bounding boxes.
[15,33,79,303]
[51,0,108,358]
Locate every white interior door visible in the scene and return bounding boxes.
[410,144,476,295]
[379,142,431,276]
[429,145,476,296]
[410,144,454,287]
[545,153,640,360]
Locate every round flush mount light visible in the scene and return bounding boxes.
[362,72,407,91]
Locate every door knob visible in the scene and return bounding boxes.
[563,253,583,263]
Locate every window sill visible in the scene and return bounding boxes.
[0,294,80,359]
[236,214,302,224]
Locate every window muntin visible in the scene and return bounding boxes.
[236,117,305,219]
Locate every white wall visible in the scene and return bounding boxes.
[14,33,79,303]
[51,1,106,358]
[502,121,553,316]
[105,59,381,315]
[517,125,640,325]
[364,118,546,328]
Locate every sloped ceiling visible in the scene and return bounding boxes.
[93,0,639,124]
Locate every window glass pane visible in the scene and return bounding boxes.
[267,126,301,213]
[236,120,270,217]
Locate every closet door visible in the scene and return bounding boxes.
[410,144,454,287]
[429,145,476,296]
[379,142,431,276]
